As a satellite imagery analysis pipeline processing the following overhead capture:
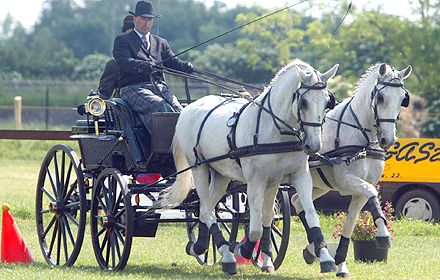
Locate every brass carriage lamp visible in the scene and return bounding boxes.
[86,96,106,135]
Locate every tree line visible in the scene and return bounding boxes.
[0,0,440,136]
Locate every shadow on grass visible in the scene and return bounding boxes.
[25,261,314,280]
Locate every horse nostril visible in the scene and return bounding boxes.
[380,138,387,146]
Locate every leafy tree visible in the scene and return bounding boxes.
[72,53,110,80]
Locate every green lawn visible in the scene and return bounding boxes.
[1,151,440,279]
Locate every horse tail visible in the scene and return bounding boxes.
[156,135,194,208]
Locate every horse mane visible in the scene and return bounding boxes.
[261,59,313,96]
[353,63,395,94]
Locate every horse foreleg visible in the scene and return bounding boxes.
[291,188,329,243]
[291,187,333,266]
[293,172,336,273]
[366,196,391,249]
[334,195,367,278]
[234,181,265,261]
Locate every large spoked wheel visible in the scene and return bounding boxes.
[36,144,86,267]
[252,189,291,270]
[186,193,241,266]
[90,168,133,271]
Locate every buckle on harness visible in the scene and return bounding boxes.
[345,150,367,165]
[227,113,238,127]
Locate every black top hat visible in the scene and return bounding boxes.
[129,1,161,18]
[122,15,134,32]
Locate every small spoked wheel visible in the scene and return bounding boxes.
[252,189,291,270]
[186,193,240,266]
[36,144,86,267]
[90,168,133,271]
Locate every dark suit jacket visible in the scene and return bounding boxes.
[97,58,119,99]
[113,31,189,87]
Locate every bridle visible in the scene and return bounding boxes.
[261,79,335,141]
[293,82,335,132]
[371,77,410,129]
[328,74,409,149]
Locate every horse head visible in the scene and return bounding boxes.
[293,63,339,155]
[373,64,412,149]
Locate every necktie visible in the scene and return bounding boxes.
[142,35,149,50]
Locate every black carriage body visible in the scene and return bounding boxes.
[72,98,179,176]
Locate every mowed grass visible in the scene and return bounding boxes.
[1,140,440,279]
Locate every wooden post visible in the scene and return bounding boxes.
[14,96,22,129]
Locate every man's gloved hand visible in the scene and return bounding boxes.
[184,61,194,74]
[139,61,156,73]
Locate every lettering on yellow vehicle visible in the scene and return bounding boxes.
[382,138,440,183]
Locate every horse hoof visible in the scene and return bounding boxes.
[336,272,351,278]
[375,236,391,249]
[320,261,337,273]
[261,265,275,273]
[185,242,194,256]
[222,262,237,275]
[303,248,317,265]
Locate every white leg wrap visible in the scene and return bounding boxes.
[375,218,390,237]
[219,244,236,264]
[336,261,351,278]
[319,247,334,263]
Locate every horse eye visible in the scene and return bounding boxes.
[377,94,384,103]
[300,99,308,109]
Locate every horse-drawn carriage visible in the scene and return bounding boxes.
[35,85,291,271]
[35,58,412,277]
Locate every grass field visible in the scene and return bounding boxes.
[1,140,440,279]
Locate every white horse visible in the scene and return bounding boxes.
[291,63,412,278]
[157,59,339,275]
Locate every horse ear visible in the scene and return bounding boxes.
[379,63,387,77]
[398,65,412,80]
[295,65,311,82]
[320,64,339,83]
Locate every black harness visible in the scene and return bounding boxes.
[311,75,409,188]
[192,81,332,167]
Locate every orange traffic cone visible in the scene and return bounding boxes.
[235,235,262,265]
[1,203,34,263]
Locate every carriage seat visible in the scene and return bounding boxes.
[106,98,180,173]
[106,98,151,164]
[107,98,145,131]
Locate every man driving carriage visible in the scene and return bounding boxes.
[113,0,194,134]
[97,15,134,100]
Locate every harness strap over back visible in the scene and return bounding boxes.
[194,93,303,168]
[334,99,352,149]
[349,105,371,145]
[193,97,234,164]
[227,100,253,166]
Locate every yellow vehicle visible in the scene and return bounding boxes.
[381,138,440,221]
